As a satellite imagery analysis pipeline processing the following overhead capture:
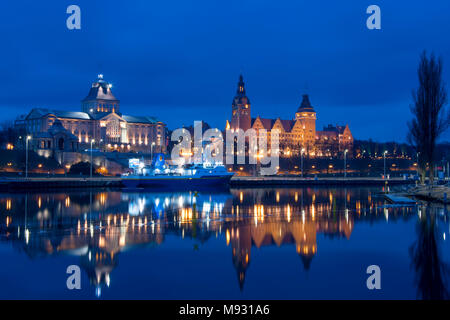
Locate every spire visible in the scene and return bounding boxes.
[300,254,314,271]
[297,94,315,112]
[237,270,246,292]
[236,74,246,96]
[232,74,250,105]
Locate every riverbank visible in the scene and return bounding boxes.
[0,177,122,191]
[0,175,416,191]
[230,176,414,187]
[406,185,450,203]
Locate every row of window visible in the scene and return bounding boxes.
[27,119,41,133]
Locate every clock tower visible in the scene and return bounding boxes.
[230,75,251,132]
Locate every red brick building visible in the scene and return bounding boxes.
[226,75,353,158]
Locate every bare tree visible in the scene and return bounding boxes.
[408,51,449,185]
[0,120,13,131]
[0,120,17,147]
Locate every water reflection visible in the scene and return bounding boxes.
[0,187,448,298]
[410,206,450,299]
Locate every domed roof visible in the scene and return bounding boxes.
[82,74,119,102]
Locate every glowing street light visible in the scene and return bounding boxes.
[151,141,156,159]
[25,135,32,178]
[301,148,305,177]
[255,151,264,177]
[90,139,95,178]
[344,149,348,178]
[416,152,420,178]
[383,150,388,179]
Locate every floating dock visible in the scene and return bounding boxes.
[384,194,417,204]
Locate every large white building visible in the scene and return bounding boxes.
[15,75,166,156]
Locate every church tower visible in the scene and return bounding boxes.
[295,94,317,147]
[230,75,251,132]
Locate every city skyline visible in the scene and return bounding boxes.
[1,1,449,304]
[1,1,450,142]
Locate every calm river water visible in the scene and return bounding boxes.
[0,186,449,299]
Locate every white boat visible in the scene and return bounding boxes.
[122,155,234,189]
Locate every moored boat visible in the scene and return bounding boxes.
[121,154,234,190]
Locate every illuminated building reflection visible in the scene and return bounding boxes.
[0,188,430,295]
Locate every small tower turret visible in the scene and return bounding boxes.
[230,75,251,132]
[295,94,317,149]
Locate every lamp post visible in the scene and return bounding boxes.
[361,150,366,177]
[447,161,449,181]
[25,135,31,178]
[383,150,388,179]
[255,151,263,177]
[301,148,305,177]
[90,139,95,178]
[151,142,156,159]
[416,152,420,178]
[344,149,348,178]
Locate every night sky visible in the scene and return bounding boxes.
[1,1,449,142]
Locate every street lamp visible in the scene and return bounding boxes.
[447,161,450,180]
[151,142,156,159]
[301,148,305,177]
[25,135,31,178]
[344,149,348,178]
[383,150,388,179]
[90,139,95,178]
[255,151,263,177]
[416,152,420,178]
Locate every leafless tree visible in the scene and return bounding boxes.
[408,51,449,185]
[0,120,13,131]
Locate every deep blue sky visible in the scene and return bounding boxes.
[1,0,449,142]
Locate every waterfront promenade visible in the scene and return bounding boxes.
[0,177,123,190]
[230,176,412,187]
[0,175,413,191]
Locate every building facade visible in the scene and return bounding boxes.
[16,75,166,157]
[226,75,353,158]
